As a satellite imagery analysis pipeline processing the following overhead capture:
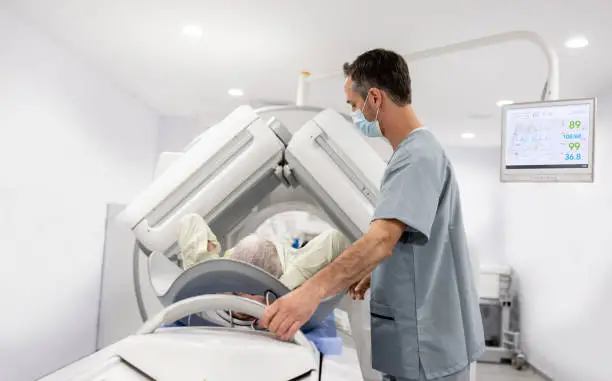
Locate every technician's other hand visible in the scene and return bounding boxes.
[259,285,321,341]
[348,274,371,300]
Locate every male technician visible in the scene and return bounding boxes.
[260,49,485,381]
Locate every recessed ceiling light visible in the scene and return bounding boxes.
[461,132,476,140]
[496,100,514,107]
[182,25,203,38]
[564,35,589,49]
[228,88,244,97]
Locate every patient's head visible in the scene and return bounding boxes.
[225,236,282,321]
[228,235,283,278]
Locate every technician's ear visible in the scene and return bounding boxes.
[369,88,384,108]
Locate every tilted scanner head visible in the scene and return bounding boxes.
[117,105,385,255]
[116,105,386,326]
[117,105,290,255]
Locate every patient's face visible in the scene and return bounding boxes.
[236,293,265,304]
[224,292,265,320]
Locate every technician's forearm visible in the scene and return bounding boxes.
[304,234,391,300]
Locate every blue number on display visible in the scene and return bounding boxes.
[565,153,582,161]
[563,133,582,139]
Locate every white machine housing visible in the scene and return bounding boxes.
[119,106,287,254]
[119,105,385,255]
[285,110,382,239]
[115,105,387,380]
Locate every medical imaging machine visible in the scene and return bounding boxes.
[40,105,387,381]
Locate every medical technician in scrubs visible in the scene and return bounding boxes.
[261,49,485,381]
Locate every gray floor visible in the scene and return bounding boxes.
[477,363,547,381]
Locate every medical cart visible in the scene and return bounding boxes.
[478,266,525,370]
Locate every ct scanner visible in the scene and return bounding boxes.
[40,105,388,381]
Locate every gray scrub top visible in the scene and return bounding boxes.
[370,128,485,380]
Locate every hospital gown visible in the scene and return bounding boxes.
[177,213,350,289]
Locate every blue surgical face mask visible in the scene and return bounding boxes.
[351,94,382,138]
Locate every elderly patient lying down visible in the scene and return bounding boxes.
[177,213,349,320]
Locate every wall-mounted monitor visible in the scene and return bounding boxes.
[500,97,596,183]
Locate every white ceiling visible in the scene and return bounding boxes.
[4,0,611,146]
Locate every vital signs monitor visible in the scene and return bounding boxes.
[500,98,596,182]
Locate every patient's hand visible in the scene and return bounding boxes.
[207,240,217,252]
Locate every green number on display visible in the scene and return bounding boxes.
[569,120,582,129]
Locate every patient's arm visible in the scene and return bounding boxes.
[279,229,350,289]
[181,239,222,269]
[178,213,223,269]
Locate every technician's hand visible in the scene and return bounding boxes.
[259,284,322,341]
[348,274,371,300]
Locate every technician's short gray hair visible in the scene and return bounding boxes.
[343,49,412,105]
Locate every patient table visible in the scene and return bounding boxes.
[40,295,363,381]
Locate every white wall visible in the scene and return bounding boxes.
[502,92,612,381]
[156,115,203,155]
[0,8,159,381]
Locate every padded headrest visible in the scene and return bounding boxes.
[158,258,344,331]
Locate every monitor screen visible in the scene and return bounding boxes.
[501,98,596,182]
